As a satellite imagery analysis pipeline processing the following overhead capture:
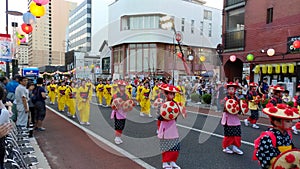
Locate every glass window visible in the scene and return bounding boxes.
[200,21,204,35]
[204,10,212,20]
[181,18,185,32]
[191,20,195,34]
[208,23,212,37]
[136,48,143,72]
[226,8,245,32]
[266,8,273,24]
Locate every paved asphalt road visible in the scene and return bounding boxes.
[46,96,300,169]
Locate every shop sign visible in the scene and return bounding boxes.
[287,36,300,54]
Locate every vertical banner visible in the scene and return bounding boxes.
[0,34,12,62]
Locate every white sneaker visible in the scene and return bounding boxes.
[162,163,172,169]
[67,112,70,116]
[232,146,244,155]
[148,114,153,118]
[86,122,90,125]
[244,119,249,126]
[170,161,181,169]
[292,126,298,135]
[79,122,84,125]
[140,112,145,116]
[72,115,76,119]
[252,124,260,129]
[114,137,122,145]
[118,137,123,143]
[223,147,233,154]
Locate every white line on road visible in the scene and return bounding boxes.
[46,106,156,169]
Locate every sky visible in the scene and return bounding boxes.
[0,0,223,34]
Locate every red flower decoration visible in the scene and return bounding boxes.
[245,108,249,112]
[169,114,174,119]
[179,103,182,106]
[227,105,232,109]
[266,103,274,108]
[275,166,285,169]
[229,100,233,103]
[174,108,179,113]
[269,107,278,113]
[162,111,167,116]
[284,109,294,116]
[285,153,296,163]
[175,87,180,92]
[242,104,247,108]
[170,102,175,106]
[232,109,236,113]
[167,107,173,112]
[163,104,167,108]
[236,107,240,111]
[277,104,286,109]
[291,108,299,114]
[169,86,174,91]
[295,122,300,129]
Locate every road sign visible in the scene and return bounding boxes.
[175,31,183,42]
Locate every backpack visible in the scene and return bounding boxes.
[253,130,292,161]
[31,87,40,104]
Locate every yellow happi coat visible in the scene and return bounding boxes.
[151,85,160,101]
[65,86,77,116]
[140,87,151,115]
[57,85,67,111]
[96,83,104,104]
[104,84,113,106]
[174,85,186,106]
[125,84,133,99]
[47,84,57,104]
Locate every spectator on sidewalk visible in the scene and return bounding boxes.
[0,77,8,103]
[15,76,29,127]
[34,78,47,131]
[27,82,36,126]
[6,74,20,102]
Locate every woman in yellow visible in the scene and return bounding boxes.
[140,82,152,117]
[57,81,67,112]
[125,81,133,99]
[47,80,57,104]
[136,82,144,106]
[77,80,92,125]
[104,79,113,107]
[151,81,160,101]
[174,80,186,106]
[112,79,119,96]
[96,80,104,105]
[65,82,77,118]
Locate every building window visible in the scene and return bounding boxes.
[204,10,212,20]
[191,20,195,34]
[266,8,273,24]
[121,15,161,30]
[208,23,212,37]
[200,21,204,35]
[181,18,185,32]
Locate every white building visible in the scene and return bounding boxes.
[108,0,222,79]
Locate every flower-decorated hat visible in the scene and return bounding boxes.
[225,99,240,115]
[270,85,285,92]
[271,149,300,169]
[111,98,124,110]
[159,83,180,93]
[249,82,258,87]
[262,103,300,119]
[160,101,182,120]
[117,80,128,86]
[122,99,134,112]
[225,82,239,88]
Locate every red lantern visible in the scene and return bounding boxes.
[229,55,236,62]
[177,52,182,58]
[293,40,300,49]
[33,0,49,5]
[21,23,33,34]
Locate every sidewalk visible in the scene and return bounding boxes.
[33,109,143,169]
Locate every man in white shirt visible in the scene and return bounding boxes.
[15,77,29,127]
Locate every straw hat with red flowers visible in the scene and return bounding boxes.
[158,83,180,93]
[249,82,258,87]
[270,85,285,92]
[271,149,300,169]
[262,103,300,119]
[225,82,239,88]
[117,80,128,86]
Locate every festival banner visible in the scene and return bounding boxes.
[0,34,13,62]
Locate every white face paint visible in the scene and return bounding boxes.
[227,87,235,95]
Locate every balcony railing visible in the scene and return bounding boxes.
[226,0,245,7]
[224,30,245,49]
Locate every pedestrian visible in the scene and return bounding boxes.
[244,82,260,129]
[157,83,186,169]
[220,82,244,155]
[15,76,29,127]
[111,80,133,144]
[34,78,47,131]
[6,74,20,102]
[77,80,92,125]
[254,104,299,169]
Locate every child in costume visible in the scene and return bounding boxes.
[220,82,244,155]
[244,82,260,129]
[254,103,299,169]
[77,80,92,125]
[111,80,133,144]
[157,83,185,169]
[268,85,285,106]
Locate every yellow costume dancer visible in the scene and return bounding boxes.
[136,83,144,106]
[151,84,160,101]
[96,81,104,105]
[78,81,92,125]
[125,83,133,99]
[174,84,186,106]
[65,82,77,118]
[47,81,57,104]
[140,82,152,117]
[112,81,119,96]
[57,82,67,112]
[104,80,113,107]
